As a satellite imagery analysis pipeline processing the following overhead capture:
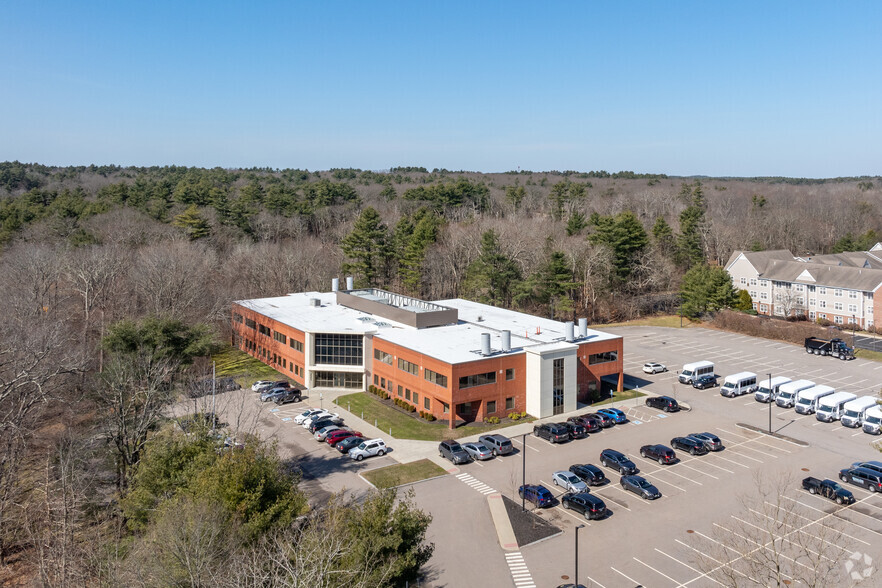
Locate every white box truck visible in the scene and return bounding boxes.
[841,396,880,428]
[678,360,714,384]
[815,392,857,422]
[755,376,792,403]
[794,385,835,415]
[720,372,758,398]
[776,380,815,408]
[863,406,882,435]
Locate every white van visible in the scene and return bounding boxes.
[720,372,758,398]
[863,406,882,434]
[841,396,881,428]
[755,376,792,403]
[794,385,835,415]
[775,379,815,408]
[815,391,857,422]
[679,361,714,384]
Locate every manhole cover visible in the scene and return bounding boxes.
[801,468,809,472]
[561,575,569,580]
[783,580,791,585]
[687,529,694,534]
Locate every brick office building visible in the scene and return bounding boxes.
[232,283,623,429]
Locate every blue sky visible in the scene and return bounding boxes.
[2,1,880,176]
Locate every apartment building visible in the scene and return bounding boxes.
[231,282,623,428]
[725,245,882,329]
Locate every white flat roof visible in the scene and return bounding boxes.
[235,293,620,365]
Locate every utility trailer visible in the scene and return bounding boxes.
[804,337,854,360]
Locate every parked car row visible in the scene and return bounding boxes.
[291,407,388,462]
[252,379,305,404]
[531,409,630,446]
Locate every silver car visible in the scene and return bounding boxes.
[314,425,341,441]
[552,471,589,493]
[462,442,494,461]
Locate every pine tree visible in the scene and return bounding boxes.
[464,230,522,306]
[676,181,707,268]
[588,210,648,280]
[681,264,737,317]
[172,205,210,240]
[652,216,675,258]
[341,207,390,288]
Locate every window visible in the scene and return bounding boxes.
[834,316,844,325]
[740,277,747,285]
[849,291,858,299]
[796,297,804,305]
[487,400,497,414]
[750,291,757,299]
[273,331,287,344]
[808,285,815,293]
[819,313,826,319]
[750,278,757,286]
[424,368,448,388]
[289,339,303,352]
[809,311,816,319]
[398,358,419,376]
[506,397,515,411]
[848,304,857,313]
[834,302,843,311]
[412,391,419,404]
[760,280,769,287]
[752,302,758,310]
[314,333,363,365]
[505,368,515,381]
[442,402,449,414]
[245,318,256,330]
[774,293,782,301]
[868,293,874,300]
[373,374,378,385]
[589,351,617,365]
[258,324,271,336]
[774,306,784,316]
[405,388,411,400]
[397,385,403,397]
[424,397,431,410]
[282,358,286,368]
[552,358,564,415]
[835,289,843,297]
[760,292,768,300]
[869,306,873,315]
[794,284,804,292]
[380,377,385,388]
[819,300,826,308]
[374,349,393,365]
[818,287,826,295]
[313,371,362,389]
[233,312,243,323]
[457,402,476,414]
[386,379,393,393]
[459,371,496,389]
[809,298,815,306]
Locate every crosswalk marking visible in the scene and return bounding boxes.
[455,472,496,495]
[505,552,535,588]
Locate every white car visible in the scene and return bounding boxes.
[314,425,341,441]
[643,362,667,374]
[552,471,589,493]
[303,412,341,429]
[294,408,322,425]
[251,380,275,392]
[349,438,387,461]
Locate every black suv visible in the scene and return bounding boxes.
[640,444,677,465]
[563,421,588,440]
[692,374,718,390]
[671,436,709,455]
[646,396,680,412]
[308,418,340,434]
[569,464,607,486]
[273,388,303,405]
[568,415,602,433]
[533,423,570,443]
[439,440,472,465]
[587,412,615,428]
[562,492,608,520]
[599,449,637,475]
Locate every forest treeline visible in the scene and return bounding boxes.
[0,160,881,584]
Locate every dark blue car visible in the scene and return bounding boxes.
[597,408,628,424]
[518,484,553,508]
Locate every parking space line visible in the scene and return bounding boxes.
[674,538,755,584]
[655,548,725,587]
[610,567,645,587]
[724,448,766,462]
[715,522,807,573]
[716,428,748,440]
[553,504,591,526]
[634,556,683,585]
[643,471,690,491]
[732,515,836,563]
[675,461,719,480]
[510,437,540,453]
[582,574,607,588]
[746,507,844,554]
[764,500,871,546]
[779,496,881,540]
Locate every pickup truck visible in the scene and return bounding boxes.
[802,477,855,504]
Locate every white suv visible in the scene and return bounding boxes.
[349,438,387,461]
[643,362,667,374]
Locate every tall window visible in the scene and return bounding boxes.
[313,371,362,388]
[487,400,497,414]
[314,334,363,365]
[506,368,515,381]
[505,397,515,410]
[424,397,431,410]
[552,358,564,415]
[374,349,393,365]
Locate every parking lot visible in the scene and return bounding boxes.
[222,326,882,588]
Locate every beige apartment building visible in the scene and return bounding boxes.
[725,245,882,329]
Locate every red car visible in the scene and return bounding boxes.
[326,430,362,447]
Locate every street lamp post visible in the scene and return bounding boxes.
[575,524,585,587]
[853,315,857,347]
[768,373,773,434]
[521,432,528,512]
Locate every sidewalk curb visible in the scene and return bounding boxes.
[487,493,520,551]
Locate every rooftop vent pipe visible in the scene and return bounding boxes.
[309,298,321,307]
[578,318,588,338]
[501,330,511,352]
[481,333,491,356]
[565,321,575,342]
[346,276,354,290]
[331,278,339,292]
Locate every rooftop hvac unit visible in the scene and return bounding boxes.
[579,318,588,338]
[481,333,491,356]
[346,276,354,290]
[501,330,511,352]
[565,321,574,342]
[332,278,339,292]
[309,298,321,307]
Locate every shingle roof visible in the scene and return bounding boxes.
[727,249,882,292]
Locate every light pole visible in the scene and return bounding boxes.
[853,314,857,347]
[575,523,585,587]
[768,373,773,434]
[521,432,528,512]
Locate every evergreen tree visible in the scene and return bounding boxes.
[380,184,397,201]
[588,210,648,280]
[548,180,586,220]
[566,211,587,236]
[734,289,754,312]
[519,250,580,318]
[172,205,210,240]
[341,207,390,287]
[680,264,738,317]
[505,185,526,210]
[651,216,676,257]
[464,230,522,306]
[676,181,707,267]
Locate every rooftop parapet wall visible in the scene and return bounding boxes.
[335,288,458,329]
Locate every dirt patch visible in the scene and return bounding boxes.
[737,422,810,446]
[502,495,562,548]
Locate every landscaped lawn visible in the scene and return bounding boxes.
[212,346,289,385]
[593,388,647,406]
[596,315,693,328]
[361,459,447,489]
[335,392,529,441]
